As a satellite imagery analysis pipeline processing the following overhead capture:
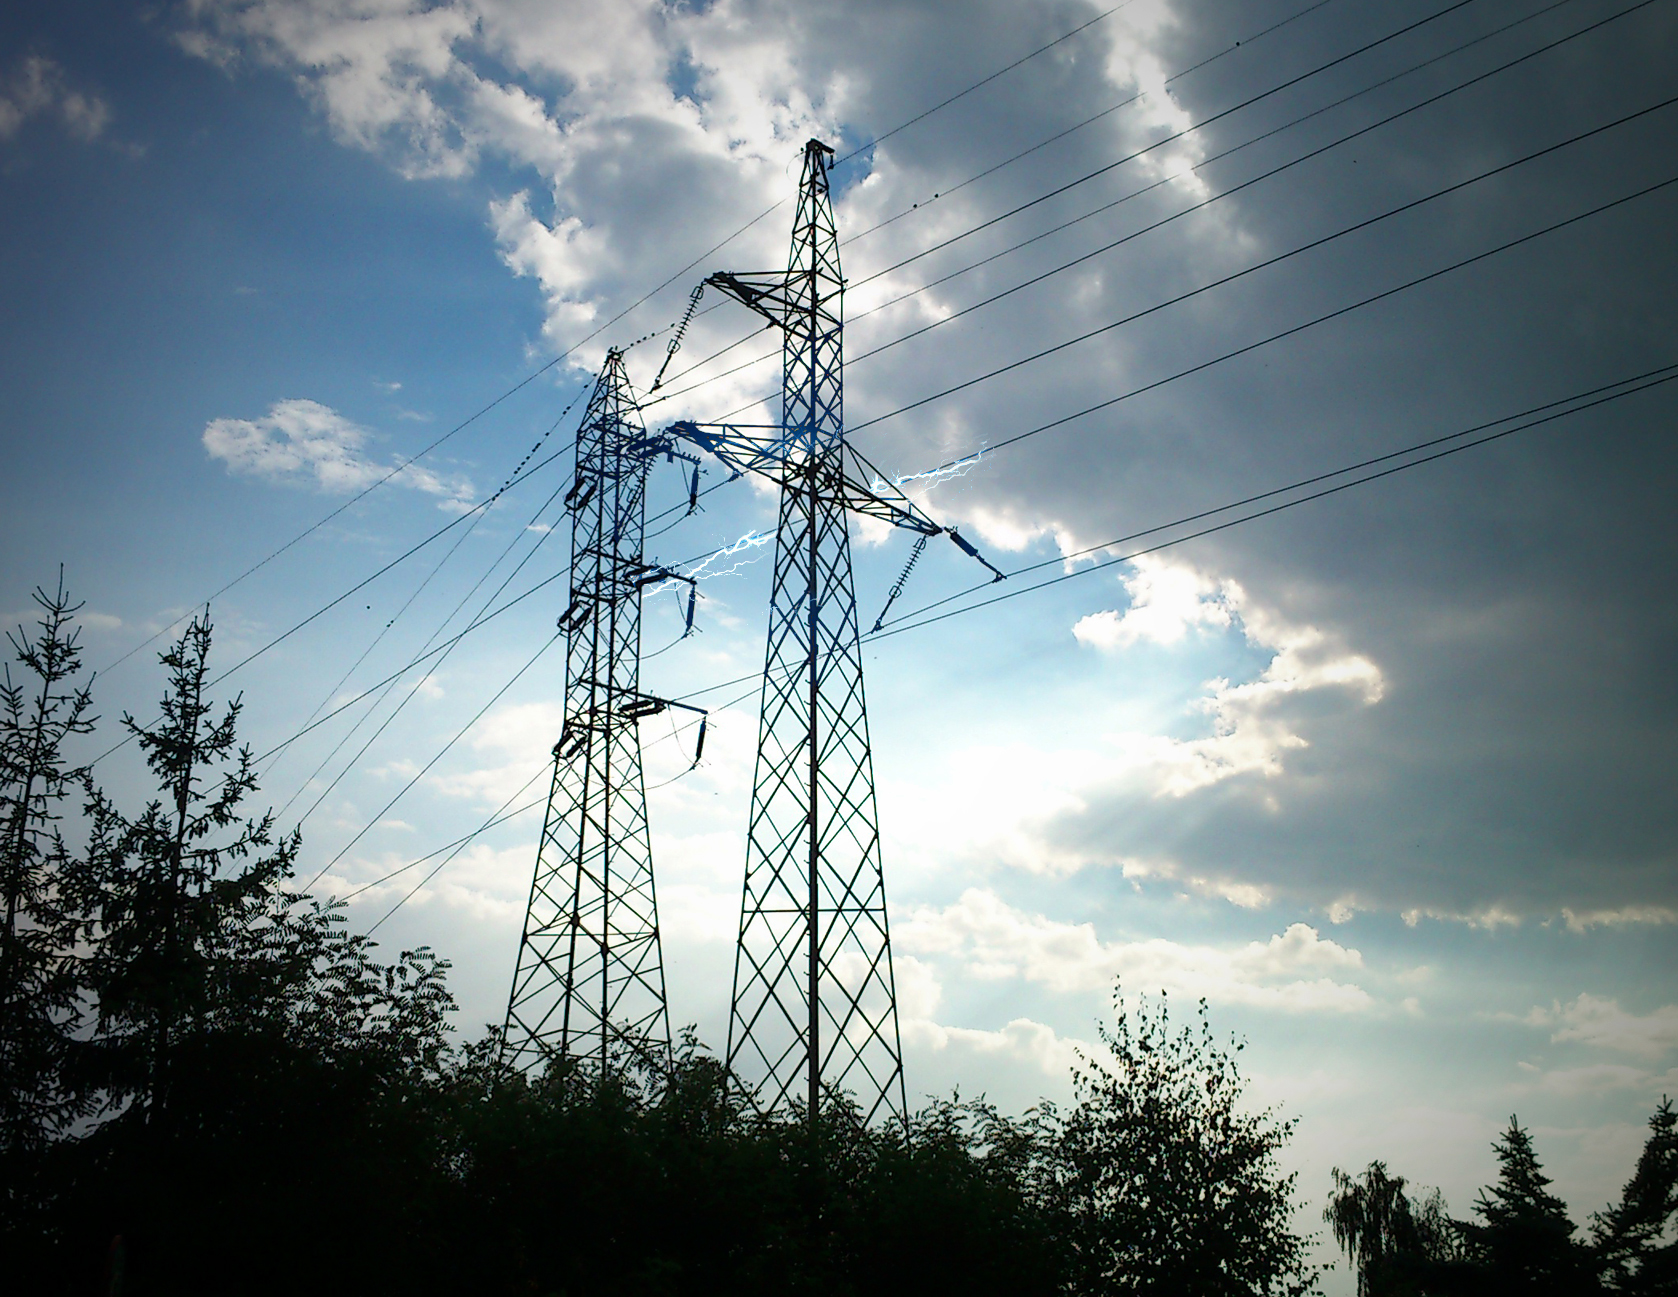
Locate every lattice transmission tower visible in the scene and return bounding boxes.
[502,349,700,1077]
[667,140,1001,1125]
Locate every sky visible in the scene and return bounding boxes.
[3,0,1676,1284]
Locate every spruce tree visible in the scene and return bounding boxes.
[75,613,299,1121]
[0,573,96,1156]
[1593,1098,1678,1294]
[1459,1117,1597,1294]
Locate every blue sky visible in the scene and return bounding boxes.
[4,0,1676,1284]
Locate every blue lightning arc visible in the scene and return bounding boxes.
[871,447,985,497]
[644,529,775,606]
[685,529,773,580]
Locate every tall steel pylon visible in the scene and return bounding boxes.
[667,140,1002,1125]
[502,350,699,1078]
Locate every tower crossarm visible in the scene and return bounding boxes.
[665,418,1006,578]
[705,270,840,332]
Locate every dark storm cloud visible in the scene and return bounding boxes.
[813,0,1678,919]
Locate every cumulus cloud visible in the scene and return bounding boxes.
[332,839,532,924]
[170,0,1206,384]
[1075,555,1384,797]
[0,55,110,142]
[1561,905,1678,932]
[203,398,473,503]
[1515,1060,1673,1097]
[905,1013,1086,1079]
[878,555,1386,887]
[898,888,1371,1012]
[1530,993,1678,1060]
[1073,556,1237,648]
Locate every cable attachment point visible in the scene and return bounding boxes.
[633,565,701,637]
[616,689,709,767]
[947,527,1007,582]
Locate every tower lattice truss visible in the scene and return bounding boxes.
[503,351,683,1076]
[666,140,1000,1124]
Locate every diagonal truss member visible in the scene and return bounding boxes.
[503,350,700,1078]
[666,140,1001,1126]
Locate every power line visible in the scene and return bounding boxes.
[98,372,589,675]
[875,360,1678,633]
[645,0,1614,410]
[83,439,573,771]
[281,481,571,828]
[847,0,1487,291]
[107,0,1196,687]
[274,390,594,819]
[869,368,1678,642]
[601,0,1359,404]
[847,169,1678,440]
[832,2,1137,169]
[847,0,1622,366]
[290,514,776,892]
[842,0,1344,243]
[683,99,1677,439]
[847,90,1678,373]
[247,568,566,770]
[262,385,591,796]
[300,631,562,893]
[344,764,549,906]
[230,487,744,796]
[359,682,756,932]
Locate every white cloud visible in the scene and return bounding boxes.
[171,0,1204,381]
[1073,557,1237,648]
[880,560,1385,875]
[1402,904,1524,930]
[1073,556,1384,797]
[339,838,533,924]
[1531,993,1678,1060]
[898,889,1371,1013]
[203,398,472,503]
[1561,904,1678,932]
[1118,855,1273,909]
[1516,1060,1667,1097]
[905,1013,1085,1080]
[0,56,110,142]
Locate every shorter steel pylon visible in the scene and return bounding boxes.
[502,350,700,1078]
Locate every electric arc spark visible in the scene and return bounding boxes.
[683,529,773,581]
[872,448,985,497]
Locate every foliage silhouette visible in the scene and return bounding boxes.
[1460,1117,1597,1293]
[7,582,1672,1297]
[1591,1097,1678,1294]
[70,613,303,1121]
[1326,1160,1464,1296]
[1328,1102,1678,1295]
[1,576,97,1250]
[1035,987,1319,1296]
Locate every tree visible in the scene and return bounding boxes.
[1458,1117,1597,1295]
[0,573,96,1156]
[73,613,299,1120]
[1593,1097,1678,1294]
[1326,1161,1462,1296]
[1036,987,1320,1296]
